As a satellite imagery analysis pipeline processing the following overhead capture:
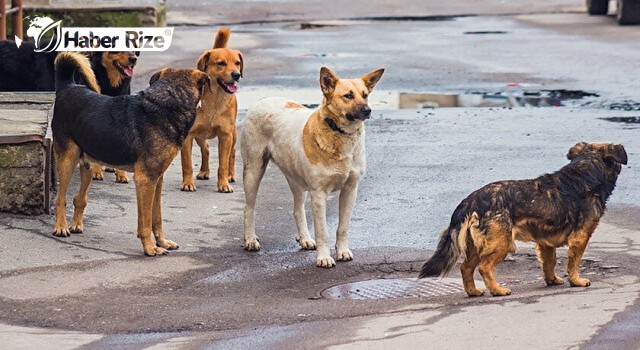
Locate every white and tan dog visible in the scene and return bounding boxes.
[241,66,384,267]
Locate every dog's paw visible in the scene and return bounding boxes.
[68,222,84,234]
[115,171,129,183]
[316,256,336,268]
[181,182,197,192]
[336,249,353,261]
[92,171,104,181]
[53,226,71,237]
[489,286,512,296]
[569,277,591,287]
[545,276,564,286]
[466,288,485,297]
[218,182,234,193]
[144,246,169,256]
[244,237,261,251]
[296,236,316,250]
[157,239,179,250]
[196,171,210,180]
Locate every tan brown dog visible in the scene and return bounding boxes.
[180,27,243,192]
[419,142,627,296]
[241,67,384,267]
[52,52,210,256]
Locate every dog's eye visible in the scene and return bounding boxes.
[217,61,227,67]
[344,92,354,100]
[235,61,241,66]
[362,92,368,99]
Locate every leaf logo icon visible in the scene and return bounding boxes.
[34,20,62,53]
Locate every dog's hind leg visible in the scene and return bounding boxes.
[134,172,166,256]
[286,177,315,250]
[53,142,80,237]
[335,178,359,261]
[68,161,93,233]
[180,135,197,191]
[242,149,269,251]
[536,244,564,286]
[567,223,597,287]
[152,174,179,251]
[195,136,210,181]
[216,133,235,193]
[460,240,484,297]
[477,219,513,296]
[311,190,335,268]
[228,127,237,183]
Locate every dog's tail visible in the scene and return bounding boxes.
[213,27,231,49]
[419,209,479,278]
[54,52,100,93]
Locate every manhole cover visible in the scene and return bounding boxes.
[321,278,480,300]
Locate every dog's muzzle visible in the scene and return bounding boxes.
[346,105,372,121]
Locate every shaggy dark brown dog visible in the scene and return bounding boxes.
[419,142,627,297]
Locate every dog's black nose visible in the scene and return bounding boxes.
[129,56,137,65]
[360,105,371,119]
[231,71,241,81]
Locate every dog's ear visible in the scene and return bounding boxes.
[197,52,211,72]
[238,52,244,78]
[149,68,165,85]
[567,142,589,160]
[361,68,385,92]
[320,67,339,98]
[606,144,628,165]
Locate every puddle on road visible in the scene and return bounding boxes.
[399,89,598,109]
[601,116,640,124]
[464,30,509,35]
[600,116,640,129]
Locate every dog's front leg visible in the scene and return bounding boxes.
[536,244,564,286]
[567,225,596,287]
[335,180,359,261]
[90,162,105,181]
[152,175,178,251]
[311,190,334,267]
[135,173,166,256]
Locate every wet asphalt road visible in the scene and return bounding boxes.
[1,0,640,348]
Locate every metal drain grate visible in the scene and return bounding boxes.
[321,278,476,300]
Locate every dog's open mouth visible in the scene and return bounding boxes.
[114,61,134,77]
[217,78,239,94]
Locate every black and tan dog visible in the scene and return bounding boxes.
[52,52,210,256]
[87,51,139,183]
[181,27,243,193]
[419,142,627,296]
